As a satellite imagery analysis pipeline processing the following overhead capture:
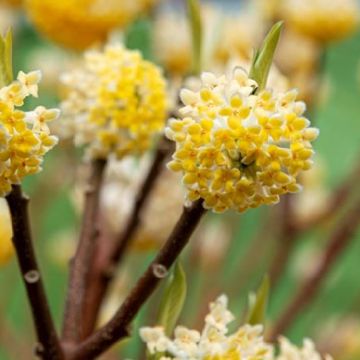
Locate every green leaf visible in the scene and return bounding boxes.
[125,18,154,61]
[249,21,283,93]
[186,0,203,75]
[157,261,187,336]
[0,29,13,87]
[245,275,270,326]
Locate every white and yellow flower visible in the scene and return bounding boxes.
[0,70,59,197]
[166,68,318,213]
[60,44,167,160]
[140,295,331,359]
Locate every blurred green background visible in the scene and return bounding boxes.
[0,2,360,359]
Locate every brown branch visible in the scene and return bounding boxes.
[82,136,173,338]
[296,158,360,231]
[268,197,360,342]
[62,159,106,345]
[268,158,360,289]
[5,185,64,360]
[68,199,206,359]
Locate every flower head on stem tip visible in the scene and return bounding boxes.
[140,294,331,359]
[60,43,167,161]
[166,68,318,213]
[0,70,59,197]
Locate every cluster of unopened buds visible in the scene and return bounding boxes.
[0,70,59,196]
[140,295,332,359]
[60,44,167,160]
[166,68,318,213]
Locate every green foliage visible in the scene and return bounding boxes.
[157,261,187,336]
[186,0,203,75]
[245,275,270,326]
[0,29,13,86]
[249,22,283,92]
[125,18,154,61]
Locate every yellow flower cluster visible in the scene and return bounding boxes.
[0,198,13,266]
[60,44,167,160]
[141,295,273,360]
[166,69,319,213]
[25,0,160,50]
[0,71,59,197]
[140,295,332,360]
[282,0,359,43]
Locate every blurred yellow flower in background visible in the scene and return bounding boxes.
[0,198,13,266]
[293,156,329,225]
[275,29,324,105]
[60,44,167,160]
[0,3,19,33]
[153,11,192,76]
[255,0,282,22]
[213,12,262,65]
[153,5,261,77]
[101,156,184,252]
[25,0,160,50]
[26,47,72,93]
[319,317,360,359]
[166,68,318,213]
[282,0,359,43]
[0,0,21,8]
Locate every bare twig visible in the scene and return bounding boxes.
[297,158,360,231]
[268,159,360,289]
[82,136,173,337]
[268,197,360,342]
[6,185,63,360]
[68,199,206,359]
[62,159,106,344]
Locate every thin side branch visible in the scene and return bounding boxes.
[62,159,107,344]
[268,159,360,289]
[6,185,63,360]
[69,199,206,359]
[297,158,360,231]
[268,198,360,342]
[83,136,173,337]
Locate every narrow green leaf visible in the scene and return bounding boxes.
[157,261,187,336]
[249,21,283,92]
[250,48,260,70]
[0,29,13,87]
[186,0,203,75]
[246,275,270,326]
